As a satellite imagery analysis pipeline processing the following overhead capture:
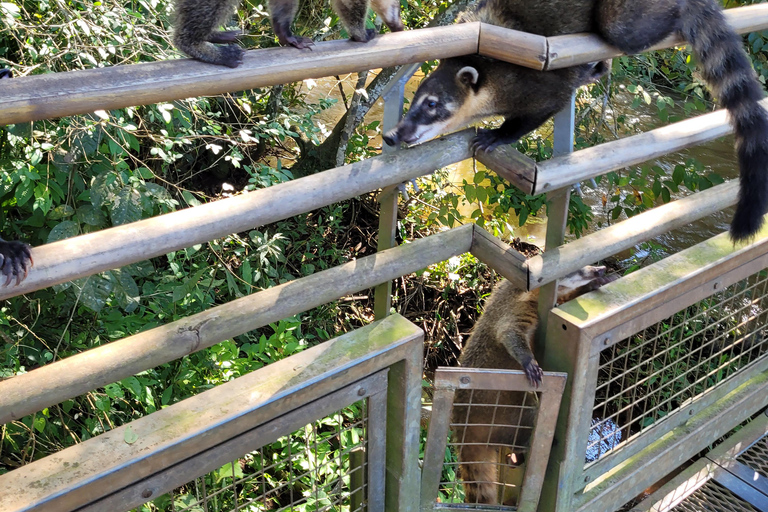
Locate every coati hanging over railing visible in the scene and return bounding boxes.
[172,0,404,68]
[384,0,768,242]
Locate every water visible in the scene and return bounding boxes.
[304,72,739,258]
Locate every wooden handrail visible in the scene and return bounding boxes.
[0,24,479,126]
[0,224,473,425]
[0,130,473,301]
[532,98,768,195]
[2,5,766,125]
[526,181,742,290]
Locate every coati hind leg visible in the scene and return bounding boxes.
[596,0,681,54]
[332,0,375,42]
[268,0,314,48]
[173,0,244,67]
[370,0,404,33]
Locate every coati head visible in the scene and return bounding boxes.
[383,58,610,149]
[555,265,617,305]
[383,58,492,147]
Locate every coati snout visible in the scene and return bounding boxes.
[383,57,609,152]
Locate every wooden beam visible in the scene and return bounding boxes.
[478,23,548,70]
[533,98,768,195]
[469,224,528,289]
[0,24,479,125]
[475,144,538,194]
[545,5,768,69]
[0,315,421,512]
[0,129,474,301]
[526,181,740,290]
[0,224,473,425]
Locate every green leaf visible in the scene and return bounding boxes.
[48,204,75,220]
[33,416,46,433]
[672,165,685,186]
[661,187,671,203]
[161,386,173,406]
[124,425,139,445]
[48,221,79,243]
[473,171,486,184]
[111,186,143,226]
[122,376,142,398]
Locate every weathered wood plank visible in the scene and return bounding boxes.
[0,224,472,425]
[0,129,474,301]
[469,225,528,289]
[475,144,538,195]
[526,181,740,290]
[0,24,479,125]
[478,23,548,70]
[0,315,420,512]
[545,5,768,69]
[534,98,768,195]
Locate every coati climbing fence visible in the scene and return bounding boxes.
[3,4,768,512]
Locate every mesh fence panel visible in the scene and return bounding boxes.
[137,400,369,512]
[436,388,539,508]
[588,269,768,465]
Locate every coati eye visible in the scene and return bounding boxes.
[428,100,437,108]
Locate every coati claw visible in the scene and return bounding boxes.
[0,240,33,287]
[523,358,544,388]
[284,36,315,49]
[350,28,377,42]
[471,129,516,154]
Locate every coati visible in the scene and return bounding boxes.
[383,0,768,242]
[453,265,615,504]
[173,0,404,68]
[0,69,34,287]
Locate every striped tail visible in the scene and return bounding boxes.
[681,0,768,241]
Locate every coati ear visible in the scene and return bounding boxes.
[456,66,479,88]
[577,60,611,86]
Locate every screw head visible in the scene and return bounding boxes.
[142,489,153,499]
[357,388,366,396]
[460,376,470,384]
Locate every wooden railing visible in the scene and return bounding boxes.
[2,4,768,512]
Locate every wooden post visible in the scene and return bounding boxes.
[374,64,418,320]
[536,94,575,512]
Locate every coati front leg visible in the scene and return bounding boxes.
[472,113,555,154]
[173,0,244,68]
[0,237,33,287]
[493,322,543,387]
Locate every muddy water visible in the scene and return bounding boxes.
[304,73,738,259]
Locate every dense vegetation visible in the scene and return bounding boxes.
[1,0,767,508]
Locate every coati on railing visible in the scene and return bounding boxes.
[0,69,33,287]
[172,0,404,68]
[384,0,768,242]
[453,266,615,505]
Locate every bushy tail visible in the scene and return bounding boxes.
[681,0,768,241]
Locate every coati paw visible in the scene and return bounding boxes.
[208,30,242,44]
[0,240,33,287]
[217,44,245,68]
[284,36,315,49]
[350,28,377,42]
[522,358,543,388]
[471,129,517,154]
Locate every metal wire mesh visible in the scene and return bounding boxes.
[589,269,768,465]
[670,480,759,512]
[436,388,539,508]
[737,436,768,479]
[139,400,369,512]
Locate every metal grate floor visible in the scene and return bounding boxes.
[633,413,768,512]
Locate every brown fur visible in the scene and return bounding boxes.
[453,266,613,504]
[173,0,403,67]
[385,0,768,241]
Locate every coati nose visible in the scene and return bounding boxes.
[383,131,398,147]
